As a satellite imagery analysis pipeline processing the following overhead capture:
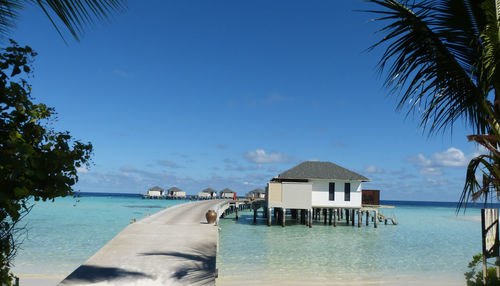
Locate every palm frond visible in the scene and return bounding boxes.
[0,1,22,37]
[457,153,500,212]
[366,0,489,135]
[30,0,126,41]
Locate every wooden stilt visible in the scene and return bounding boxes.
[351,209,355,226]
[236,207,239,220]
[345,209,349,224]
[328,209,332,225]
[267,208,272,227]
[309,209,312,228]
[374,210,378,228]
[296,209,300,222]
[357,210,361,228]
[333,209,337,227]
[366,211,369,226]
[253,208,257,223]
[340,208,343,219]
[323,209,327,225]
[281,208,286,227]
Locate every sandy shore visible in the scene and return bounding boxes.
[216,273,464,286]
[16,272,464,286]
[17,275,63,286]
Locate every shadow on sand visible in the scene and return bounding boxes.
[61,265,153,284]
[140,242,216,285]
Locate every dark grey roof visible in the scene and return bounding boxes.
[202,188,216,193]
[168,187,182,192]
[220,188,234,194]
[276,161,369,181]
[149,186,164,192]
[249,188,265,194]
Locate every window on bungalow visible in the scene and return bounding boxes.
[344,183,351,201]
[329,183,335,201]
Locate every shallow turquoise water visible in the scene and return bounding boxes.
[11,197,482,285]
[11,196,187,278]
[217,206,480,284]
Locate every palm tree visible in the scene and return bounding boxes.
[366,0,500,208]
[0,0,126,42]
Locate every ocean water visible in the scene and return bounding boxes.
[217,202,481,285]
[11,194,188,280]
[11,194,484,285]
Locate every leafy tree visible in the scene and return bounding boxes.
[465,254,500,286]
[365,0,500,207]
[0,40,92,285]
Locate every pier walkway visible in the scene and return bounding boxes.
[59,200,224,286]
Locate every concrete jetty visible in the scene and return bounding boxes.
[59,200,224,286]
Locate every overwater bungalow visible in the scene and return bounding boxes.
[247,188,265,199]
[220,188,235,199]
[147,186,165,197]
[266,161,390,227]
[167,186,186,198]
[198,188,218,199]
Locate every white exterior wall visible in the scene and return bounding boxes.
[174,191,186,197]
[282,182,312,209]
[148,190,163,196]
[310,179,362,208]
[198,192,210,198]
[221,193,234,199]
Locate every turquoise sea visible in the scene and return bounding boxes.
[12,193,483,285]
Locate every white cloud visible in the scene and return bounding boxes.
[364,165,385,174]
[245,149,289,164]
[420,167,443,176]
[76,166,89,174]
[431,147,469,167]
[408,147,478,168]
[407,147,485,176]
[407,153,432,167]
[157,160,183,168]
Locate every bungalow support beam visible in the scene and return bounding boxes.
[357,210,361,228]
[328,209,332,225]
[366,211,369,226]
[374,210,378,228]
[281,208,286,227]
[308,209,312,228]
[333,209,337,227]
[267,208,272,227]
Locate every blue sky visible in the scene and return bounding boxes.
[9,0,482,201]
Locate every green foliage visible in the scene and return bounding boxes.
[366,0,499,135]
[366,1,500,209]
[0,40,92,285]
[465,254,500,286]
